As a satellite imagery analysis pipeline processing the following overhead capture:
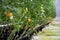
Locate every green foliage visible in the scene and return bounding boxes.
[0,0,56,40]
[0,0,56,26]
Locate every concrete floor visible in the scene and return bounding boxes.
[31,20,60,40]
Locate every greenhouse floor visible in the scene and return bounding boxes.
[31,17,60,40]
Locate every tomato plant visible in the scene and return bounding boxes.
[0,0,56,40]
